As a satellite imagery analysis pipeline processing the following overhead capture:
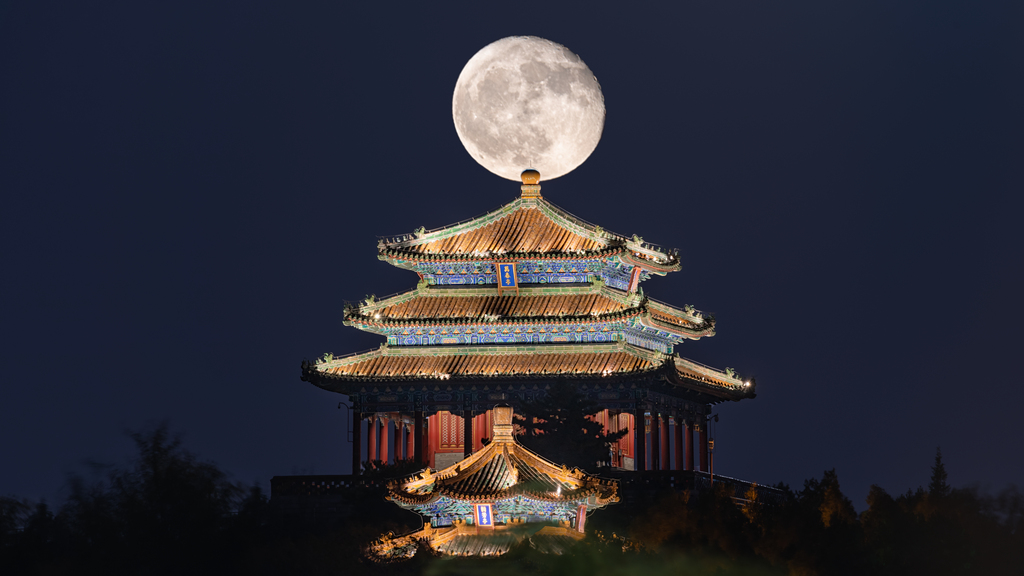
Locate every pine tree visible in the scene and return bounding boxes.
[928,447,950,497]
[517,379,626,471]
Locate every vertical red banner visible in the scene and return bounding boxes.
[627,266,641,293]
[576,504,587,533]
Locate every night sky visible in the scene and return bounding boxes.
[3,2,1022,510]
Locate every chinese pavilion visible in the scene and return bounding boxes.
[301,170,755,475]
[368,406,618,558]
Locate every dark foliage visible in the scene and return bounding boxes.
[2,433,1022,575]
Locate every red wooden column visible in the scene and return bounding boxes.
[685,421,694,471]
[673,417,684,471]
[426,414,438,468]
[392,417,402,462]
[367,416,378,463]
[699,422,709,472]
[650,412,660,471]
[379,418,390,464]
[623,413,633,466]
[633,407,646,472]
[659,414,670,470]
[473,413,485,452]
[352,414,363,475]
[414,410,424,465]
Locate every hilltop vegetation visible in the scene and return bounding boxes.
[1,429,1020,575]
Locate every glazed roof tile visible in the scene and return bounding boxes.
[347,284,712,337]
[313,343,662,382]
[372,290,626,321]
[403,207,604,255]
[380,196,679,270]
[305,343,752,401]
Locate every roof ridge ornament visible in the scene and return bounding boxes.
[520,169,542,199]
[491,406,515,442]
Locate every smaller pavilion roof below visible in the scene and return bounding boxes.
[367,407,613,560]
[386,406,619,508]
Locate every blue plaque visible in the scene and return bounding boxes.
[475,503,493,527]
[498,263,517,289]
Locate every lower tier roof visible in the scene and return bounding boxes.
[315,342,658,381]
[302,342,754,403]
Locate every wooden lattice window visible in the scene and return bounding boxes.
[439,411,464,448]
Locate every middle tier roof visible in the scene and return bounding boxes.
[344,282,715,354]
[364,284,628,321]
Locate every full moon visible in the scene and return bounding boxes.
[452,36,605,182]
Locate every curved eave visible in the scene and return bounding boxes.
[637,313,715,340]
[668,357,756,402]
[618,251,682,275]
[646,299,710,327]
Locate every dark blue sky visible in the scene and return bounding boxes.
[2,1,1022,509]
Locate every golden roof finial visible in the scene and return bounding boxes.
[520,169,541,198]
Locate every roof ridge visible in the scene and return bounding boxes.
[374,195,682,260]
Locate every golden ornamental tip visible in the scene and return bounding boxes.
[520,169,542,198]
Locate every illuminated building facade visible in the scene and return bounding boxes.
[301,171,755,475]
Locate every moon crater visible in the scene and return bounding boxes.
[453,36,605,181]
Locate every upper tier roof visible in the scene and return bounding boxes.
[378,193,680,273]
[398,206,604,255]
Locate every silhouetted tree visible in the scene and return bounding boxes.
[5,428,1023,575]
[0,497,29,553]
[517,379,626,470]
[929,447,950,497]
